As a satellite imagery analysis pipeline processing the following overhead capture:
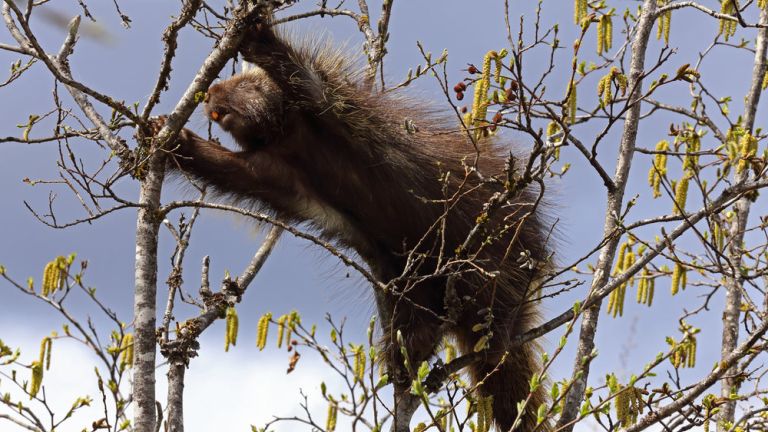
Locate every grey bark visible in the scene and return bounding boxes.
[718,8,768,430]
[626,315,768,432]
[132,152,166,432]
[132,3,273,430]
[555,1,658,430]
[165,360,186,432]
[164,226,283,432]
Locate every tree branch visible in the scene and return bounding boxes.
[556,2,658,429]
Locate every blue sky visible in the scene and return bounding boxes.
[1,1,765,431]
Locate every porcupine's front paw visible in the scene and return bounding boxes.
[148,115,196,161]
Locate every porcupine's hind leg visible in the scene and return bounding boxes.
[373,274,445,432]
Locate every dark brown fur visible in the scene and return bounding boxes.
[164,25,550,431]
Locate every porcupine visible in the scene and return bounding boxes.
[159,22,551,431]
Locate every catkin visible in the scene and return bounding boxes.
[682,131,701,171]
[719,0,737,41]
[39,337,52,371]
[574,0,588,24]
[276,314,287,349]
[326,401,338,432]
[608,241,632,318]
[566,80,577,124]
[470,51,502,141]
[597,13,613,55]
[29,361,43,399]
[656,1,672,44]
[648,140,669,198]
[671,262,686,295]
[353,345,366,382]
[225,307,239,352]
[256,312,272,350]
[736,133,757,174]
[42,256,68,296]
[672,173,690,215]
[636,269,655,306]
[119,333,134,371]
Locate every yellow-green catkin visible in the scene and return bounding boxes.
[596,68,627,108]
[597,11,614,55]
[608,240,635,317]
[546,121,561,139]
[574,0,588,24]
[276,314,287,349]
[29,361,43,399]
[597,74,612,107]
[353,345,366,382]
[475,395,494,432]
[475,398,485,432]
[656,0,671,44]
[672,173,690,215]
[648,140,669,198]
[682,131,701,171]
[736,133,758,174]
[671,262,687,295]
[39,337,52,371]
[712,221,725,252]
[470,51,503,141]
[547,122,562,160]
[762,70,768,90]
[42,256,68,296]
[719,0,737,41]
[636,268,655,306]
[607,279,627,317]
[566,80,577,124]
[256,312,272,350]
[615,386,628,426]
[668,324,698,368]
[702,395,717,432]
[225,307,238,352]
[668,338,681,368]
[284,310,299,347]
[615,385,642,427]
[494,50,506,84]
[483,396,494,431]
[760,0,768,9]
[119,333,134,371]
[624,249,636,288]
[326,401,338,432]
[685,336,697,368]
[614,242,628,275]
[725,127,741,174]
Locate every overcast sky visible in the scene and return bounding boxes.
[1,1,765,431]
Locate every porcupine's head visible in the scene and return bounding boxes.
[203,67,284,148]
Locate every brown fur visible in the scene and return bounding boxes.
[164,24,551,431]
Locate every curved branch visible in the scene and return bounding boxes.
[141,0,203,121]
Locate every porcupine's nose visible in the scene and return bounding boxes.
[203,84,225,121]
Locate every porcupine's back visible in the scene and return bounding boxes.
[238,26,552,430]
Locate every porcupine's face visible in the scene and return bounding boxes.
[203,67,283,148]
